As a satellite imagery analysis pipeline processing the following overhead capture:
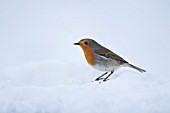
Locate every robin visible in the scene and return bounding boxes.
[74,39,146,82]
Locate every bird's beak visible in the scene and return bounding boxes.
[74,43,79,45]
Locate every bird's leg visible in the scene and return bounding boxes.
[95,72,108,81]
[103,71,114,82]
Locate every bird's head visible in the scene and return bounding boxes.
[74,39,92,49]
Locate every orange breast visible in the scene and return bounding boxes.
[80,46,96,65]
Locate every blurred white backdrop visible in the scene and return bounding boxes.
[0,0,170,75]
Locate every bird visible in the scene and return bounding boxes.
[74,39,146,82]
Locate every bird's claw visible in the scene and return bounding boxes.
[103,79,109,82]
[95,77,104,81]
[92,78,110,83]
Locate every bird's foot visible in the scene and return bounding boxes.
[95,77,104,81]
[103,79,109,82]
[91,78,109,83]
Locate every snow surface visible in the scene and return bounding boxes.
[0,61,170,113]
[0,0,170,113]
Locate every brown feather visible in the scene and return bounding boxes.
[94,47,128,64]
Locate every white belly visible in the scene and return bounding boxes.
[92,62,128,72]
[92,57,122,72]
[92,64,117,72]
[92,53,128,72]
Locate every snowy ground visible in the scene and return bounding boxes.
[0,60,170,113]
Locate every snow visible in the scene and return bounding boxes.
[0,0,170,113]
[0,61,170,113]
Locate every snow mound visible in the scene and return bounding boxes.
[0,61,170,113]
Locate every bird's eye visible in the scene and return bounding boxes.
[84,41,88,45]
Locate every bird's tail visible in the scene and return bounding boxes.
[128,63,146,73]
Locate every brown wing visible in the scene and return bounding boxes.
[94,47,128,64]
